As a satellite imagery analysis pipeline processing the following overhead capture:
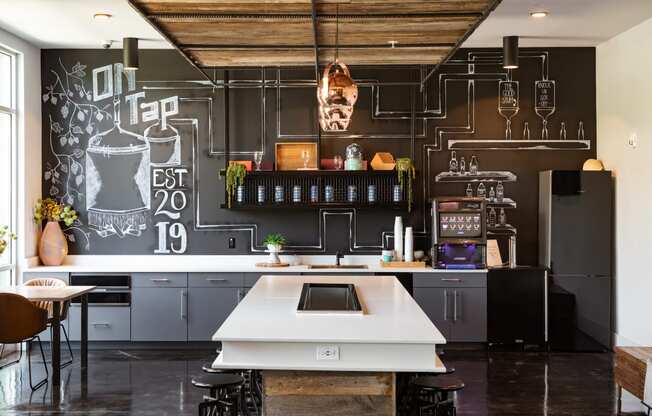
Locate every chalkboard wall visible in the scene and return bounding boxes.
[41,48,596,265]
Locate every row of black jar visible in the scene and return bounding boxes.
[235,184,403,204]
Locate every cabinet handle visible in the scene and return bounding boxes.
[150,278,170,283]
[181,290,187,319]
[441,278,462,282]
[92,322,111,327]
[453,290,458,322]
[443,290,448,321]
[207,278,227,282]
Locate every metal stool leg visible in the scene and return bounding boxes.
[0,342,22,369]
[27,336,48,390]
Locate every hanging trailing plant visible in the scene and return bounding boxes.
[396,158,416,212]
[225,162,247,208]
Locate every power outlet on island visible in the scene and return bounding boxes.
[316,345,339,361]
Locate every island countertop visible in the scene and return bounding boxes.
[211,274,446,372]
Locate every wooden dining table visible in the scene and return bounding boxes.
[0,285,95,388]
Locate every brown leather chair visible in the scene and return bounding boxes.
[24,278,74,367]
[0,293,49,389]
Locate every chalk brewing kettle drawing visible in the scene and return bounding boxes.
[85,97,151,238]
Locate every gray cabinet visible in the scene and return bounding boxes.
[414,288,451,339]
[188,287,240,341]
[131,287,188,341]
[69,306,130,341]
[413,272,487,342]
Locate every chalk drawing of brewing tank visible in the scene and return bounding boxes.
[145,118,181,167]
[86,98,151,238]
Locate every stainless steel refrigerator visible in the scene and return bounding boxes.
[539,170,613,351]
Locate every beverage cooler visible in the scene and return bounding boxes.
[539,170,613,352]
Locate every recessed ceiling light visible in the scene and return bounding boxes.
[529,11,549,18]
[94,13,112,21]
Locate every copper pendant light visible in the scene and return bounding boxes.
[317,7,358,132]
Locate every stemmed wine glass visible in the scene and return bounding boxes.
[301,150,311,169]
[333,155,343,170]
[253,151,263,171]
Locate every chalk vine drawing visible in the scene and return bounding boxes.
[42,58,115,249]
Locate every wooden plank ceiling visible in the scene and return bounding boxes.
[129,0,501,68]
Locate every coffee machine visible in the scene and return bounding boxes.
[431,197,487,269]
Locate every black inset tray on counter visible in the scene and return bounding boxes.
[297,283,363,315]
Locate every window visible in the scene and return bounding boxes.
[0,47,16,285]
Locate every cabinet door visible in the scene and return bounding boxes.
[450,288,487,342]
[188,287,240,341]
[413,288,451,339]
[131,288,187,341]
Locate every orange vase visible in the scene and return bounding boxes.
[39,221,68,266]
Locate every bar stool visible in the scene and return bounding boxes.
[410,374,464,416]
[192,373,246,416]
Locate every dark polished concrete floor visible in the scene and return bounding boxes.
[0,347,646,416]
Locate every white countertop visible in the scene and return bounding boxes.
[211,275,447,372]
[22,255,487,274]
[214,275,446,344]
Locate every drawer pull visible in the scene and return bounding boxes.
[441,278,462,282]
[206,278,227,282]
[92,323,111,327]
[150,278,171,283]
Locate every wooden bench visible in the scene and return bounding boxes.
[614,346,652,414]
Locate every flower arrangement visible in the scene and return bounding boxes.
[225,162,247,208]
[396,158,416,212]
[0,225,16,255]
[33,198,78,226]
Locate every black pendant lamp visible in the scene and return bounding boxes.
[123,37,139,71]
[503,36,519,69]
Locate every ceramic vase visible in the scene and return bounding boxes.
[39,221,68,266]
[267,244,282,264]
[394,216,403,262]
[404,227,414,262]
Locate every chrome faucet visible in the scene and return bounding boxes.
[335,251,344,266]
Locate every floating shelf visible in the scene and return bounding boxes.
[435,171,517,183]
[486,198,517,209]
[487,224,517,237]
[447,139,591,151]
[221,169,414,211]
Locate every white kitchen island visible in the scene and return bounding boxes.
[211,275,447,416]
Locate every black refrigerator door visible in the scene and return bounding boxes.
[550,171,612,277]
[548,274,612,351]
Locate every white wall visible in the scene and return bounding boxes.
[0,27,41,279]
[597,17,652,346]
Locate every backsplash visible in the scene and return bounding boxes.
[41,48,596,264]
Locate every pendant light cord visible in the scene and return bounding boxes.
[335,5,339,62]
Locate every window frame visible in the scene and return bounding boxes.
[0,45,17,283]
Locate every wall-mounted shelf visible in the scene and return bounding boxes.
[435,171,517,183]
[221,170,414,211]
[487,224,517,237]
[486,198,517,209]
[447,139,591,151]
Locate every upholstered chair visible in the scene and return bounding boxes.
[0,293,49,389]
[24,278,74,367]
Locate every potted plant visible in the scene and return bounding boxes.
[34,198,78,266]
[396,158,416,212]
[225,162,247,208]
[263,233,287,264]
[0,225,16,256]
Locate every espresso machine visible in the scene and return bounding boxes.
[431,197,487,269]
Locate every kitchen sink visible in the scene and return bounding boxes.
[306,264,369,269]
